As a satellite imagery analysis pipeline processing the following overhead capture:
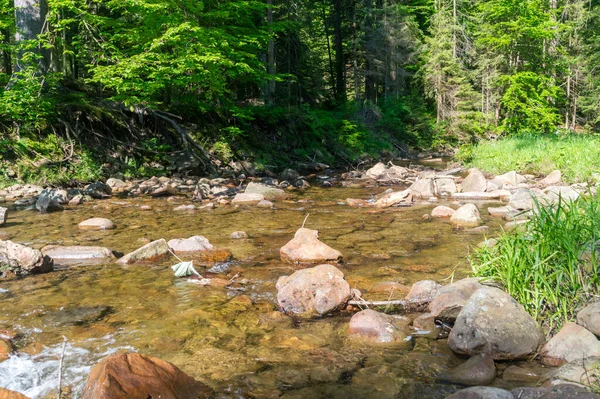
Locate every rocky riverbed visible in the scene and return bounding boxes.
[0,160,598,398]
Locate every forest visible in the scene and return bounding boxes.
[1,0,600,181]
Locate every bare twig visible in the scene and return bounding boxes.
[301,214,310,228]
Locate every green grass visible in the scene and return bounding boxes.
[456,133,600,183]
[471,195,600,334]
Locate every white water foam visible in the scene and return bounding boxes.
[0,335,135,398]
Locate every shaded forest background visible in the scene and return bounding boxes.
[0,0,599,182]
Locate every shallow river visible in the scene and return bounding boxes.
[0,181,542,398]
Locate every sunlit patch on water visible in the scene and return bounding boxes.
[0,335,135,399]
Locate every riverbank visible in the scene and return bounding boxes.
[0,161,599,398]
[457,134,600,183]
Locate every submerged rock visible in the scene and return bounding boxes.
[540,322,600,367]
[280,228,342,264]
[81,352,213,399]
[431,205,455,218]
[245,182,288,201]
[0,240,53,278]
[232,193,264,205]
[375,189,414,208]
[41,245,115,262]
[443,353,496,386]
[116,239,170,265]
[348,309,411,344]
[43,306,112,326]
[502,365,540,383]
[451,190,511,201]
[449,287,544,360]
[276,264,351,317]
[446,386,514,399]
[230,231,248,239]
[78,217,116,230]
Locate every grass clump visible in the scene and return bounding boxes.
[471,195,600,333]
[456,133,600,183]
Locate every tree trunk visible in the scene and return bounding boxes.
[13,0,49,73]
[323,5,336,99]
[333,0,345,103]
[266,0,276,105]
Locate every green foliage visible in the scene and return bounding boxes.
[456,133,600,182]
[472,195,600,333]
[500,72,562,133]
[0,60,59,130]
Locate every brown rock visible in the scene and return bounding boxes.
[431,205,455,218]
[374,189,415,208]
[0,240,53,277]
[443,353,496,386]
[196,248,233,263]
[369,281,410,295]
[577,302,600,337]
[429,278,482,321]
[446,387,514,399]
[346,198,371,208]
[409,178,435,199]
[0,388,29,399]
[541,323,600,367]
[449,287,544,360]
[168,236,214,253]
[245,182,288,201]
[539,170,562,186]
[502,365,540,383]
[78,217,116,230]
[461,169,488,193]
[406,280,442,305]
[41,245,115,262]
[81,352,212,399]
[276,264,351,317]
[450,204,482,227]
[230,231,248,239]
[280,228,342,264]
[116,239,170,265]
[512,385,600,399]
[231,193,264,205]
[348,309,411,344]
[0,338,12,361]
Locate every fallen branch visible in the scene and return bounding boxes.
[347,299,408,307]
[347,298,429,312]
